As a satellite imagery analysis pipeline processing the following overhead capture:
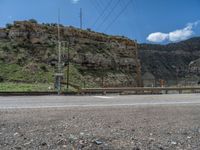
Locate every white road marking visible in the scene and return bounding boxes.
[1,94,200,109]
[93,96,114,99]
[1,101,200,109]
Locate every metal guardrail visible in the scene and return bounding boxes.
[0,91,77,96]
[1,87,200,96]
[80,87,200,94]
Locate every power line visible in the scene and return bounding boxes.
[98,0,106,8]
[90,0,102,14]
[120,0,135,36]
[80,8,83,29]
[119,0,125,10]
[92,0,114,29]
[124,0,141,40]
[96,0,121,30]
[104,0,132,32]
[95,0,104,10]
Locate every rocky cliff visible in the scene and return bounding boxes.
[139,37,200,85]
[0,21,140,87]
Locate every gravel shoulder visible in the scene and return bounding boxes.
[1,104,200,150]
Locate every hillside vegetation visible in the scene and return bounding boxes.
[1,20,200,91]
[0,20,139,91]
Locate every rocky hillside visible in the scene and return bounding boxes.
[139,37,200,83]
[0,20,140,88]
[1,20,199,88]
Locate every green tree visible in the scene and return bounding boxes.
[29,19,38,24]
[6,23,12,29]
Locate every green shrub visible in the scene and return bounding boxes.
[0,76,4,82]
[29,19,38,24]
[6,23,12,29]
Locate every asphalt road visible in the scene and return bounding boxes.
[1,94,200,109]
[1,94,200,149]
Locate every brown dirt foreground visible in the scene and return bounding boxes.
[0,105,200,150]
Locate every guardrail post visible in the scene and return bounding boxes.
[103,90,107,95]
[165,90,168,94]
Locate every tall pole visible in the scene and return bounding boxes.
[176,67,179,87]
[67,38,70,90]
[57,9,62,95]
[80,8,82,29]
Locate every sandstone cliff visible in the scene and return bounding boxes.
[0,21,140,87]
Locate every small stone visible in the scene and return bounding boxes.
[79,140,85,145]
[159,146,164,150]
[115,120,121,124]
[24,142,31,146]
[149,138,155,142]
[63,145,67,148]
[167,131,172,135]
[57,139,65,145]
[14,132,19,136]
[132,147,140,150]
[69,134,78,141]
[85,133,91,136]
[187,136,191,139]
[198,129,200,133]
[94,140,103,145]
[150,133,153,136]
[171,141,177,145]
[1,128,6,131]
[41,142,47,146]
[187,144,191,148]
[14,146,22,150]
[131,136,135,140]
[80,132,84,136]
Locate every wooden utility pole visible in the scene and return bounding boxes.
[67,38,70,91]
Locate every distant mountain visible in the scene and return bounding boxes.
[139,37,200,82]
[140,37,200,51]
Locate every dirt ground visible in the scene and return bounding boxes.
[1,105,200,150]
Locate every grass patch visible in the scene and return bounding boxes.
[0,63,55,83]
[0,82,54,92]
[0,82,77,92]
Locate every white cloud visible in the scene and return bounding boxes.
[168,24,194,42]
[147,32,168,43]
[147,21,200,43]
[71,0,80,4]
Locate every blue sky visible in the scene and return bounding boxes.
[0,0,200,43]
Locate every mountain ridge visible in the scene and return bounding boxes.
[139,37,200,83]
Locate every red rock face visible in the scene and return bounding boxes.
[0,20,141,87]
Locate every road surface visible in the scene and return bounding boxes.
[1,94,200,109]
[1,94,200,149]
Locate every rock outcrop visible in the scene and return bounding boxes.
[0,21,141,87]
[139,37,200,85]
